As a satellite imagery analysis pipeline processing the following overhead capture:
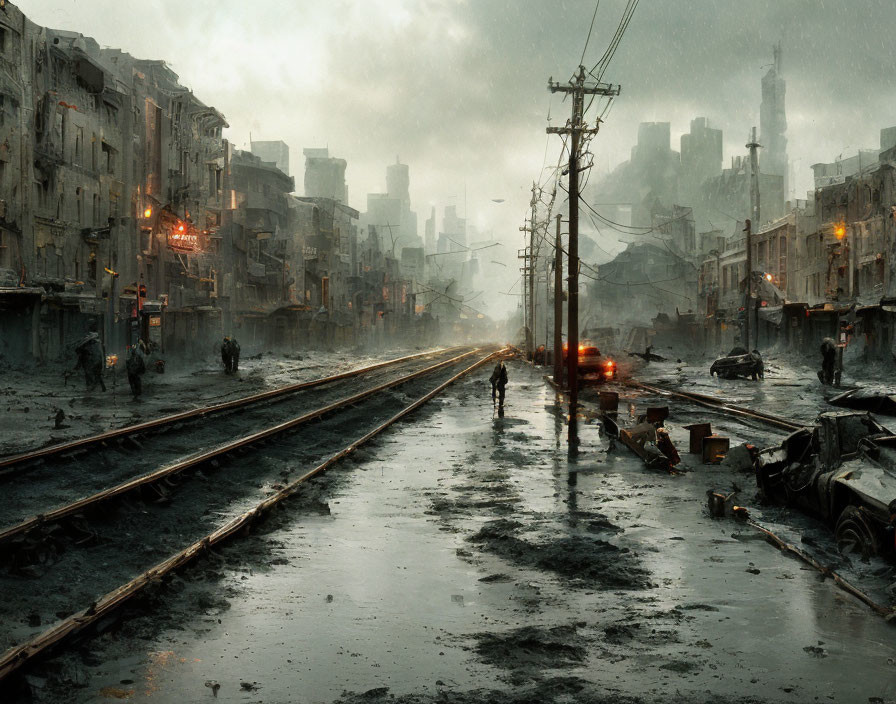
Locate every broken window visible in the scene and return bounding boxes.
[102,142,116,175]
[74,126,83,164]
[53,109,64,152]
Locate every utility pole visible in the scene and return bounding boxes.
[531,185,538,360]
[518,242,530,357]
[520,184,538,360]
[745,127,761,351]
[743,218,752,351]
[553,213,563,385]
[548,66,620,452]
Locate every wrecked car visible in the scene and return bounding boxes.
[754,411,896,559]
[709,346,763,380]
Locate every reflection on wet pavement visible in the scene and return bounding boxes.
[26,360,896,703]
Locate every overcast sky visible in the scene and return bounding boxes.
[20,0,896,315]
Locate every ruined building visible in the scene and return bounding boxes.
[0,6,231,361]
[0,2,427,364]
[251,140,290,177]
[303,147,347,203]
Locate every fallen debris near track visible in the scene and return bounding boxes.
[600,412,681,472]
[828,387,896,416]
[746,519,896,619]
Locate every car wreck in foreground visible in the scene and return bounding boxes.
[755,411,896,559]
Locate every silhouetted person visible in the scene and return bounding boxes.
[221,336,240,374]
[750,349,764,380]
[126,340,147,400]
[819,337,837,385]
[491,361,508,406]
[74,323,105,392]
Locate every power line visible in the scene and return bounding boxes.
[579,0,601,66]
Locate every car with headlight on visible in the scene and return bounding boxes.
[563,342,617,381]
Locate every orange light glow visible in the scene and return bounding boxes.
[834,225,846,240]
[143,207,153,218]
[605,360,615,367]
[178,224,185,232]
[765,273,773,281]
[578,344,585,353]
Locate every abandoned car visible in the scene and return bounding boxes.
[564,342,618,380]
[710,347,764,380]
[754,411,896,558]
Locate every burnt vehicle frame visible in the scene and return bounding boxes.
[754,411,896,559]
[710,346,763,380]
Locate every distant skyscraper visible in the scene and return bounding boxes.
[760,43,788,196]
[442,205,466,250]
[386,157,410,209]
[364,158,420,251]
[424,206,436,254]
[250,140,290,176]
[680,117,723,204]
[303,147,347,202]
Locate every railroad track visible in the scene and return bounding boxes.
[0,346,506,687]
[0,346,482,546]
[0,345,472,476]
[626,380,805,432]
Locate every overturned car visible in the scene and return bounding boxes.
[754,411,896,559]
[710,346,764,380]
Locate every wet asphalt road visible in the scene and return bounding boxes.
[12,355,896,703]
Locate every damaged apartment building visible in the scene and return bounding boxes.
[0,2,230,362]
[0,1,428,364]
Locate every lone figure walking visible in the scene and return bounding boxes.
[74,323,106,392]
[489,361,508,406]
[221,336,241,374]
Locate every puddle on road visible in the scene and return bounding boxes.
[26,361,896,704]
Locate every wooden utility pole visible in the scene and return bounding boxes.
[518,242,530,356]
[745,127,761,350]
[553,213,564,385]
[548,66,620,452]
[743,218,752,351]
[529,184,538,360]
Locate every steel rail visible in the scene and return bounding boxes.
[0,345,468,474]
[0,346,507,685]
[627,380,805,432]
[0,347,490,548]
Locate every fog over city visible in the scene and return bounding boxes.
[7,2,896,702]
[20,0,895,318]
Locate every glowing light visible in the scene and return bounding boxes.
[143,207,152,218]
[578,344,585,353]
[178,224,185,232]
[834,225,846,240]
[765,273,773,281]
